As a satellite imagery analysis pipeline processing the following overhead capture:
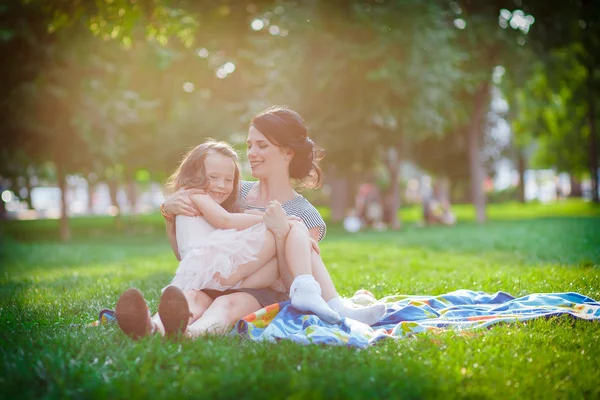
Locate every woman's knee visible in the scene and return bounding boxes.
[211,293,244,310]
[184,290,212,310]
[211,293,260,322]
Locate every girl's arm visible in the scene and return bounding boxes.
[165,218,181,261]
[189,194,262,230]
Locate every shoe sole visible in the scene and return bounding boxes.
[159,286,191,338]
[115,288,150,340]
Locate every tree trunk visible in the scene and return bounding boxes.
[517,149,526,203]
[583,0,599,203]
[56,162,70,242]
[108,178,122,230]
[127,176,137,214]
[24,175,34,209]
[569,175,582,197]
[329,169,348,223]
[586,64,599,203]
[0,196,7,220]
[87,179,96,214]
[467,81,490,223]
[385,146,401,230]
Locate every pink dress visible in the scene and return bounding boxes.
[166,215,266,291]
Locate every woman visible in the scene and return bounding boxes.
[159,106,385,337]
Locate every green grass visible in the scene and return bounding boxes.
[1,200,600,399]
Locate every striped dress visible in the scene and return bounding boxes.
[239,180,327,241]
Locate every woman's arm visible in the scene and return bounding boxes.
[163,187,206,216]
[165,219,181,261]
[189,194,263,230]
[162,187,206,260]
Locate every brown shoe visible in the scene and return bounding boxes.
[158,286,191,339]
[115,288,153,340]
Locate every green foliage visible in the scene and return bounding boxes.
[1,201,599,399]
[501,0,600,190]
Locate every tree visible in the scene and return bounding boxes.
[246,0,464,228]
[521,0,600,202]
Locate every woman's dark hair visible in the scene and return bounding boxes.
[251,105,324,189]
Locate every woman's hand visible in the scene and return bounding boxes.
[264,201,291,237]
[163,187,206,216]
[309,237,320,254]
[264,201,319,253]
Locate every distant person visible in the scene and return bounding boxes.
[355,178,383,228]
[422,179,455,226]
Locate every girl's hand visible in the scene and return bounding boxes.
[244,209,265,216]
[163,187,205,217]
[264,201,291,237]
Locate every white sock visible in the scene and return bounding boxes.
[290,275,341,324]
[327,296,386,326]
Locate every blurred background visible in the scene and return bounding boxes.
[1,0,599,241]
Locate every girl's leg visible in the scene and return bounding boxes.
[285,222,386,326]
[278,222,311,289]
[313,249,386,326]
[309,250,338,301]
[187,292,261,337]
[282,222,341,324]
[217,229,277,287]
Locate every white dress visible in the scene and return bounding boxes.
[166,215,266,291]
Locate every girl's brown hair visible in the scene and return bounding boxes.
[165,140,241,212]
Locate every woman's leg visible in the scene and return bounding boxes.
[237,257,279,289]
[281,222,341,323]
[217,228,277,287]
[187,292,261,337]
[115,288,155,339]
[151,288,213,336]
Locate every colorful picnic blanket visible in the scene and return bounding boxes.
[233,290,600,348]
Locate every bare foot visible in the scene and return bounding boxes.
[115,288,153,340]
[158,286,192,339]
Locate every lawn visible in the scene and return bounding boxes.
[1,200,599,399]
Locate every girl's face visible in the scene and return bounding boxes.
[246,126,291,179]
[203,152,236,204]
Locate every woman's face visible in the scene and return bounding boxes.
[246,126,290,179]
